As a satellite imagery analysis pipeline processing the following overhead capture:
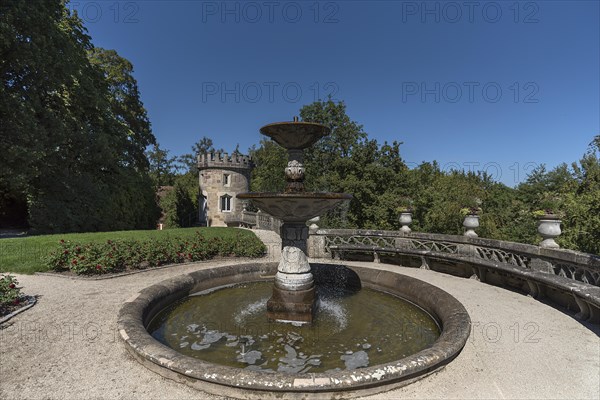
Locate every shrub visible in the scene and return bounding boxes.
[460,206,482,216]
[46,231,266,275]
[0,274,22,311]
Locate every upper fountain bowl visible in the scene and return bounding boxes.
[237,192,352,222]
[260,121,330,150]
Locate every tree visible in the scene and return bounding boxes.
[250,99,409,228]
[160,174,198,228]
[177,136,218,173]
[88,47,155,170]
[299,99,412,229]
[1,0,160,232]
[559,136,600,253]
[1,0,86,226]
[249,139,287,192]
[147,144,178,186]
[249,98,599,254]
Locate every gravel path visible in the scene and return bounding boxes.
[1,230,598,399]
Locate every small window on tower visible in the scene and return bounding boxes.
[220,194,232,212]
[223,173,231,187]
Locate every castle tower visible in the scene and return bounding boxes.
[197,152,253,227]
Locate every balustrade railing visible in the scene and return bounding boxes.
[226,210,282,233]
[311,229,600,287]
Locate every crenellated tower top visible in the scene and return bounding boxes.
[197,152,253,170]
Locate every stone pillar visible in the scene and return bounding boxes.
[307,234,326,258]
[373,252,380,263]
[267,222,315,323]
[306,217,322,258]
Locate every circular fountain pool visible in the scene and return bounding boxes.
[118,262,470,398]
[148,280,440,373]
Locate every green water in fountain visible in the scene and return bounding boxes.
[148,281,440,373]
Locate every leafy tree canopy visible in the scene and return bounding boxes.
[1,0,159,232]
[249,100,599,254]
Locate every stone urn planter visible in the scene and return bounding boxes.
[463,214,479,237]
[537,214,561,248]
[399,211,413,233]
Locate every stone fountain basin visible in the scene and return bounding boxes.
[260,121,330,149]
[237,192,353,222]
[117,262,471,399]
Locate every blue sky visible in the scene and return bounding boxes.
[74,0,599,186]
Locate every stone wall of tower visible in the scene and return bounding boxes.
[197,152,253,227]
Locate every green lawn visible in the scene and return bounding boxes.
[0,227,258,275]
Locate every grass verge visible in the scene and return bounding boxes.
[0,227,263,274]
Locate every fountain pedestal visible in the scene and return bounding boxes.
[267,284,315,323]
[238,119,352,324]
[267,224,315,322]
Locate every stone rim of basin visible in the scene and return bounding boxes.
[117,262,471,397]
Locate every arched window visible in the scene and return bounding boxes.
[220,194,232,212]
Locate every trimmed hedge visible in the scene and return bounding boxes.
[47,230,266,275]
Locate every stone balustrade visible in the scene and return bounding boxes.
[307,228,600,324]
[226,210,282,232]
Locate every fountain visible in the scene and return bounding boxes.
[238,118,352,324]
[118,119,471,398]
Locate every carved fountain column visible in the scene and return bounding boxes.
[237,119,352,324]
[268,146,316,322]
